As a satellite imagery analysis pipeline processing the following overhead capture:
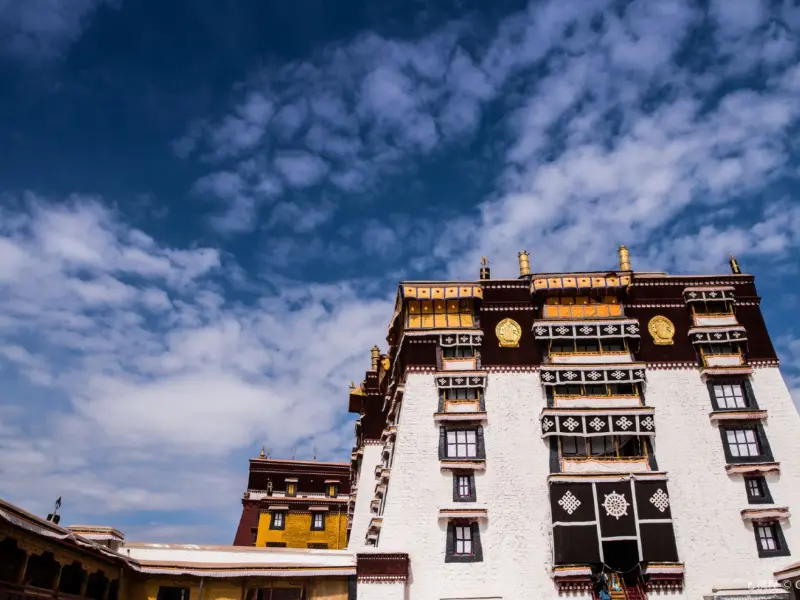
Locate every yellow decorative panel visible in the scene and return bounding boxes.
[405,298,476,329]
[307,580,349,600]
[543,304,623,319]
[256,512,348,549]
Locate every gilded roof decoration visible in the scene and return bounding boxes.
[401,284,483,299]
[531,274,631,293]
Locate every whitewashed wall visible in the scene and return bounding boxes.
[377,372,588,600]
[648,367,800,597]
[356,581,405,600]
[349,443,383,549]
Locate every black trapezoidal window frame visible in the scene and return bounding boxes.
[754,521,791,558]
[439,426,486,460]
[745,476,774,505]
[453,472,476,502]
[445,521,483,563]
[719,422,774,464]
[707,378,759,411]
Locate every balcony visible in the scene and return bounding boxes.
[693,313,738,327]
[440,357,478,371]
[542,303,624,319]
[548,351,632,365]
[561,456,651,474]
[702,353,745,367]
[553,394,641,409]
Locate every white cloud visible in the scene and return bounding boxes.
[0,0,117,60]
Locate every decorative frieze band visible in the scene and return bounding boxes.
[439,332,483,347]
[689,327,747,344]
[533,319,640,340]
[683,287,735,303]
[481,305,536,311]
[435,373,487,389]
[540,364,646,386]
[541,411,655,437]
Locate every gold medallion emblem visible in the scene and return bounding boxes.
[495,318,522,348]
[648,315,675,346]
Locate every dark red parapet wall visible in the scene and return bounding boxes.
[356,552,410,582]
[233,499,261,546]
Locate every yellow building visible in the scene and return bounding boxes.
[233,457,350,550]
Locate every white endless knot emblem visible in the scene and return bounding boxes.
[558,491,581,515]
[445,336,454,344]
[650,489,670,513]
[460,335,469,342]
[604,325,617,334]
[616,416,633,430]
[587,371,601,380]
[732,332,741,338]
[542,418,554,432]
[535,327,546,336]
[640,416,654,431]
[580,326,593,335]
[541,371,554,381]
[602,491,630,520]
[562,417,580,432]
[455,377,464,384]
[563,371,577,380]
[475,336,483,343]
[556,326,569,335]
[471,377,481,384]
[689,291,697,298]
[714,332,723,339]
[611,370,625,380]
[589,417,605,431]
[709,291,718,298]
[438,378,447,384]
[627,325,639,334]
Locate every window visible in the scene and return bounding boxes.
[270,511,286,530]
[250,527,258,545]
[266,541,287,548]
[447,430,477,458]
[601,339,625,352]
[575,339,600,353]
[285,482,297,497]
[754,522,790,558]
[550,340,575,354]
[311,512,325,531]
[327,483,339,497]
[561,436,645,459]
[745,476,773,504]
[445,522,483,563]
[307,543,328,549]
[560,437,586,456]
[442,346,475,359]
[720,424,773,464]
[703,343,741,356]
[445,388,480,400]
[713,383,746,408]
[693,300,733,315]
[453,473,476,502]
[440,426,484,461]
[553,383,638,397]
[726,428,759,457]
[157,588,189,600]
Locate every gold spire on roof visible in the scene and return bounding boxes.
[259,446,265,458]
[729,254,741,275]
[618,245,631,271]
[370,345,380,371]
[518,250,531,277]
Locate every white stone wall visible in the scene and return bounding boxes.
[648,366,800,597]
[377,372,590,600]
[349,443,383,549]
[356,581,406,600]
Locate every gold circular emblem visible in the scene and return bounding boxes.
[648,315,675,346]
[495,318,522,348]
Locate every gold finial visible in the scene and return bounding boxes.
[370,345,380,371]
[729,254,741,275]
[518,250,531,277]
[618,245,631,271]
[349,380,355,390]
[479,256,491,280]
[259,446,265,458]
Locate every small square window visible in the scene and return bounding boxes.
[327,483,339,497]
[754,522,790,557]
[453,473,476,502]
[311,512,325,531]
[270,511,286,530]
[286,482,297,497]
[719,423,773,464]
[745,477,773,504]
[440,426,484,461]
[442,346,475,359]
[726,428,759,457]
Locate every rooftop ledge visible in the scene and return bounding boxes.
[438,508,488,520]
[440,460,485,471]
[433,411,488,423]
[741,507,790,522]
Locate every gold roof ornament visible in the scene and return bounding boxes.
[518,250,531,277]
[370,345,380,371]
[259,446,265,458]
[729,254,741,275]
[480,256,491,280]
[618,245,631,271]
[648,315,675,346]
[496,318,522,348]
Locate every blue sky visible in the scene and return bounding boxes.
[1,0,800,544]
